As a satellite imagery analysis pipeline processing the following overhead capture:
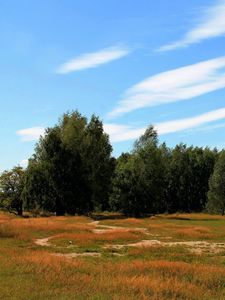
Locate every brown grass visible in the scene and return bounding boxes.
[1,212,225,299]
[175,226,212,239]
[102,217,145,227]
[160,213,225,221]
[3,243,224,299]
[2,216,92,234]
[51,229,145,246]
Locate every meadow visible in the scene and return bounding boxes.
[0,212,225,300]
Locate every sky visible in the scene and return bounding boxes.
[1,0,225,171]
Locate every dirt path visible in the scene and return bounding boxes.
[34,220,149,258]
[34,235,102,258]
[104,239,225,254]
[54,252,101,258]
[90,220,149,234]
[34,220,225,257]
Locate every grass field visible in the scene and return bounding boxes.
[0,212,225,299]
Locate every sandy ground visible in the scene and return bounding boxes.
[34,220,225,257]
[104,239,225,254]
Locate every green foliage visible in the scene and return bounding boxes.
[166,145,217,213]
[207,151,225,215]
[0,166,25,215]
[23,111,114,215]
[110,126,169,216]
[82,115,115,211]
[110,127,217,216]
[22,160,55,212]
[133,125,158,150]
[0,111,222,217]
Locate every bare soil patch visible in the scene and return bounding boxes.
[105,239,225,254]
[35,219,225,257]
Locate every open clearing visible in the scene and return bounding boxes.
[1,213,225,299]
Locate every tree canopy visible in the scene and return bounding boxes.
[0,166,25,215]
[207,151,225,215]
[23,111,114,215]
[0,110,223,217]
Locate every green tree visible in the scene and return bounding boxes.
[110,153,145,216]
[0,166,25,215]
[110,126,168,216]
[83,115,114,211]
[25,113,91,215]
[22,160,55,212]
[207,150,225,215]
[60,112,114,212]
[23,111,114,215]
[166,145,217,213]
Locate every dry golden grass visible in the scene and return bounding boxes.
[101,217,145,227]
[51,229,145,247]
[2,243,224,299]
[24,250,84,271]
[175,226,212,239]
[2,216,92,235]
[160,213,225,221]
[1,211,225,299]
[146,223,215,240]
[0,212,13,224]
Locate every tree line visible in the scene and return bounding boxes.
[1,111,225,216]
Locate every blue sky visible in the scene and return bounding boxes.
[1,0,225,171]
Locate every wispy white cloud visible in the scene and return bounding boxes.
[180,121,225,134]
[19,159,28,168]
[16,127,45,142]
[108,56,225,118]
[104,123,145,143]
[156,107,225,135]
[56,46,130,74]
[158,0,225,52]
[105,107,225,142]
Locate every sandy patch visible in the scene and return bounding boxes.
[35,237,53,247]
[35,221,225,257]
[53,252,101,258]
[90,220,148,234]
[104,239,225,254]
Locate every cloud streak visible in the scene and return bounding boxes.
[108,56,225,118]
[104,123,145,143]
[158,0,225,52]
[105,107,225,142]
[16,127,45,142]
[56,46,130,74]
[156,107,225,135]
